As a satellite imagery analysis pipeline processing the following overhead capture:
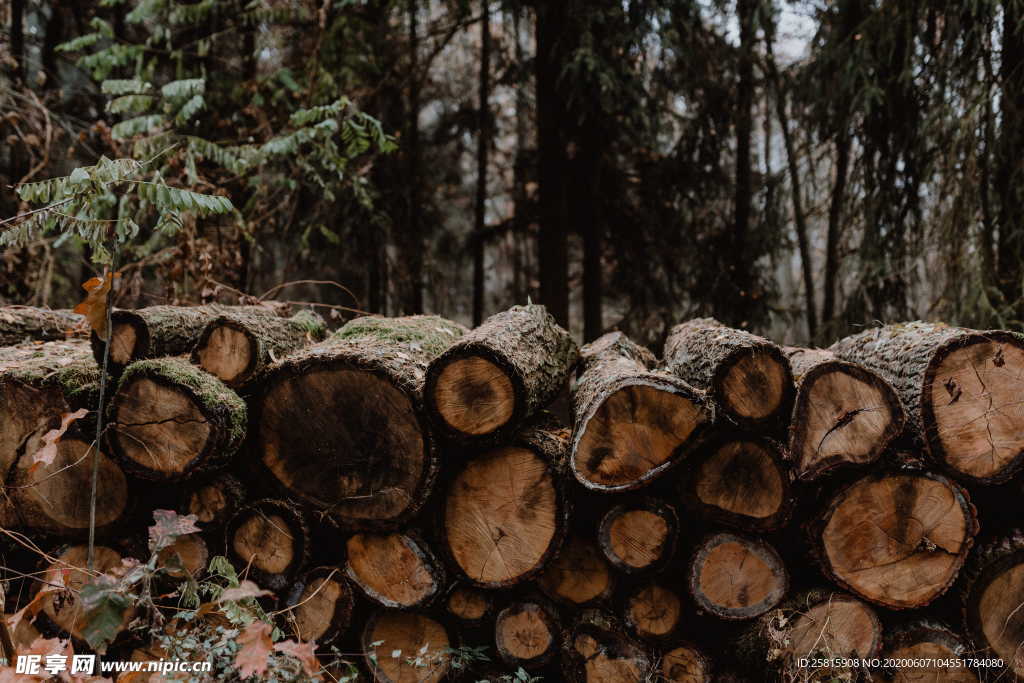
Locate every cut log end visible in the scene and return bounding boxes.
[565,613,651,683]
[432,355,516,436]
[598,500,677,573]
[785,593,881,662]
[362,611,450,683]
[719,348,791,422]
[624,583,682,640]
[495,602,559,669]
[226,500,308,591]
[285,566,353,646]
[183,474,246,527]
[688,532,787,620]
[345,532,444,609]
[537,536,614,607]
[660,643,712,682]
[108,317,143,366]
[964,532,1024,678]
[156,533,209,579]
[446,584,492,623]
[885,622,975,683]
[194,322,255,385]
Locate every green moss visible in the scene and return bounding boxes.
[290,310,327,339]
[334,315,466,358]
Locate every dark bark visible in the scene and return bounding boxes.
[283,566,353,647]
[731,0,755,318]
[0,307,83,346]
[687,532,788,621]
[406,0,424,314]
[225,498,310,592]
[997,0,1024,318]
[472,0,491,327]
[821,129,850,337]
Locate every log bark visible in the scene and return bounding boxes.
[425,304,577,446]
[283,565,353,647]
[0,307,82,346]
[442,419,569,588]
[561,610,651,683]
[344,531,445,609]
[785,347,905,480]
[622,582,682,641]
[225,499,310,592]
[962,530,1024,679]
[812,470,977,609]
[884,621,976,682]
[830,322,1024,484]
[250,315,465,530]
[494,601,561,670]
[659,642,713,682]
[191,309,327,387]
[663,318,794,428]
[680,435,792,532]
[597,498,678,574]
[536,535,615,607]
[180,473,247,529]
[570,332,710,491]
[107,357,246,481]
[687,532,788,620]
[362,610,451,683]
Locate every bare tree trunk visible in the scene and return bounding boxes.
[11,0,24,83]
[731,0,755,323]
[406,0,424,314]
[512,5,528,305]
[822,131,850,336]
[472,1,491,326]
[997,0,1024,318]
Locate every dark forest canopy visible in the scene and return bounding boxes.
[2,0,1023,346]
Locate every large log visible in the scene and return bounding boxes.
[344,531,445,609]
[283,566,353,647]
[884,621,976,682]
[0,307,82,345]
[494,601,561,670]
[962,530,1024,679]
[561,610,651,683]
[663,318,794,427]
[812,470,977,609]
[250,315,465,530]
[191,309,327,387]
[687,532,788,620]
[536,535,615,607]
[570,332,710,491]
[361,610,451,683]
[597,498,678,574]
[785,347,905,480]
[830,322,1024,484]
[107,357,246,481]
[225,499,310,591]
[442,419,568,588]
[425,304,577,446]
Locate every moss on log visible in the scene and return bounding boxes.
[0,307,83,346]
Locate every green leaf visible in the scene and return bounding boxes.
[69,167,91,186]
[102,79,152,95]
[80,577,131,654]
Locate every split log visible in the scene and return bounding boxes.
[659,642,713,682]
[156,533,209,579]
[425,304,577,446]
[884,621,976,682]
[570,332,710,491]
[663,318,794,427]
[107,357,246,481]
[442,420,568,587]
[680,436,792,532]
[494,601,561,669]
[622,582,682,641]
[687,532,788,620]
[192,309,327,387]
[536,535,615,607]
[597,498,678,574]
[963,530,1024,679]
[830,322,1024,484]
[562,610,651,683]
[225,499,310,591]
[444,583,494,627]
[0,307,82,345]
[362,610,451,683]
[251,315,465,530]
[785,347,904,480]
[813,471,977,609]
[180,473,247,529]
[344,531,445,609]
[283,566,353,647]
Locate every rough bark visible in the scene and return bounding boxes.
[812,470,978,609]
[663,318,794,428]
[561,610,651,683]
[884,621,976,682]
[344,531,445,609]
[659,642,713,682]
[225,499,310,592]
[283,566,353,647]
[179,473,247,530]
[785,347,904,480]
[536,535,615,608]
[442,419,569,588]
[597,498,678,574]
[687,532,788,621]
[362,610,450,683]
[622,582,682,642]
[191,309,327,387]
[830,322,1024,484]
[962,530,1024,679]
[0,307,82,346]
[250,315,465,530]
[571,332,710,491]
[425,304,577,447]
[495,601,561,670]
[107,357,246,481]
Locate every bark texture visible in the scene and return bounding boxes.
[0,307,82,346]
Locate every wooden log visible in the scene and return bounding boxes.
[425,304,577,446]
[180,473,247,529]
[659,642,713,682]
[344,531,445,609]
[884,621,976,682]
[597,498,678,574]
[830,322,1024,484]
[785,347,905,480]
[107,357,246,481]
[442,420,568,587]
[680,435,792,532]
[570,332,710,491]
[962,530,1024,679]
[536,535,615,607]
[225,499,309,591]
[494,601,561,670]
[283,566,353,647]
[250,315,465,530]
[156,533,209,580]
[622,582,683,641]
[663,318,794,427]
[687,532,788,620]
[444,583,495,628]
[0,306,82,346]
[362,610,451,683]
[561,610,651,683]
[191,309,327,387]
[812,470,977,609]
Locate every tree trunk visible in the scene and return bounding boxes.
[225,498,309,592]
[821,129,851,336]
[730,0,755,323]
[283,566,353,647]
[10,0,24,83]
[996,0,1024,317]
[687,532,788,620]
[597,498,678,574]
[0,307,83,346]
[663,318,794,428]
[785,347,904,481]
[561,610,651,683]
[472,0,491,326]
[884,621,975,682]
[362,610,451,683]
[812,470,977,609]
[830,322,1024,483]
[425,304,577,446]
[495,601,561,670]
[405,0,424,314]
[344,531,445,609]
[571,332,710,491]
[537,535,615,607]
[250,315,465,529]
[623,582,682,641]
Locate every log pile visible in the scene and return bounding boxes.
[5,308,1024,681]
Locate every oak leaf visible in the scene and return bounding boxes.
[274,639,320,678]
[73,272,120,341]
[234,621,273,679]
[32,408,89,467]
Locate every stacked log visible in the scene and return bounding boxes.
[0,306,83,345]
[6,310,1024,682]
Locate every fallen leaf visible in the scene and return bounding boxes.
[274,639,320,678]
[32,408,89,467]
[218,580,271,603]
[148,509,200,553]
[234,621,273,679]
[73,272,120,341]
